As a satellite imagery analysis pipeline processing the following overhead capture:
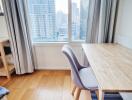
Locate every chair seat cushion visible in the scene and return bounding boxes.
[79,67,98,90]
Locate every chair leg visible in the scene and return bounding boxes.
[74,88,81,100]
[87,90,92,100]
[72,85,76,96]
[95,90,99,100]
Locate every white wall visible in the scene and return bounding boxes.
[33,43,84,70]
[0,0,8,35]
[0,16,8,35]
[114,0,132,49]
[114,0,132,100]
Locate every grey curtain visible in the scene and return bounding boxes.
[86,0,119,43]
[2,0,35,74]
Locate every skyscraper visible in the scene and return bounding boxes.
[72,3,80,40]
[28,0,56,41]
[56,11,68,41]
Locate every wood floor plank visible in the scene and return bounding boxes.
[1,70,91,100]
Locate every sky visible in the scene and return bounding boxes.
[55,0,80,14]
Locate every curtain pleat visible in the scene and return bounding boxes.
[86,0,101,43]
[86,0,118,43]
[2,0,35,74]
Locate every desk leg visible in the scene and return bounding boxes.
[98,89,104,100]
[0,43,10,79]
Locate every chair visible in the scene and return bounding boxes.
[62,45,98,100]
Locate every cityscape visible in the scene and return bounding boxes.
[28,0,87,42]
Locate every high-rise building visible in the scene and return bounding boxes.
[28,0,56,40]
[72,3,80,40]
[56,11,68,41]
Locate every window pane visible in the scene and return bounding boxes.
[27,0,68,42]
[72,0,89,41]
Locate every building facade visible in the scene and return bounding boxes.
[28,0,56,41]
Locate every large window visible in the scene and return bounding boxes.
[27,0,89,42]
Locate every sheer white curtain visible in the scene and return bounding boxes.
[2,0,35,74]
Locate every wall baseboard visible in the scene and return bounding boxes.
[115,35,132,49]
[35,66,70,70]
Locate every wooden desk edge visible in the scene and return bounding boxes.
[82,43,132,93]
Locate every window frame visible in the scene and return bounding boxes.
[25,0,86,43]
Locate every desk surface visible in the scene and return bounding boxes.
[82,43,132,92]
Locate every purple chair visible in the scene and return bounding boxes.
[62,45,98,100]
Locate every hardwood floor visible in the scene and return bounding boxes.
[0,76,10,86]
[1,70,92,100]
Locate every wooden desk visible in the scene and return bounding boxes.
[82,43,132,100]
[0,37,14,79]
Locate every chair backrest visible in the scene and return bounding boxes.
[62,45,84,88]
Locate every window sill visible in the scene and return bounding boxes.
[32,41,85,46]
